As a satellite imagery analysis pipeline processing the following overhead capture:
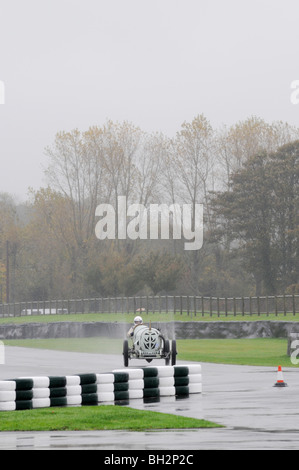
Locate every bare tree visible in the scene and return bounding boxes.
[215,116,299,189]
[136,131,167,206]
[171,114,215,222]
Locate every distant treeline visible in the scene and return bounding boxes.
[0,115,298,302]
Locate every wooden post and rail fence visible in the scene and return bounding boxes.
[0,294,298,318]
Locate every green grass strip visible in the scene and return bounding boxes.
[177,338,294,368]
[1,311,299,324]
[4,337,296,368]
[0,405,220,431]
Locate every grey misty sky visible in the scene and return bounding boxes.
[0,0,299,200]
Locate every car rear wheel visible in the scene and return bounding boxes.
[171,340,177,365]
[164,339,170,365]
[123,339,129,367]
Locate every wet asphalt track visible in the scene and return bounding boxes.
[1,346,299,450]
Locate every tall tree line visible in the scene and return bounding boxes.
[1,115,298,302]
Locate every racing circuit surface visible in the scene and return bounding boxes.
[1,346,299,450]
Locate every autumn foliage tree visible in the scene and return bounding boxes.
[1,116,298,301]
[211,141,299,295]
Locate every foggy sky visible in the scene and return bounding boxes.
[1,0,299,201]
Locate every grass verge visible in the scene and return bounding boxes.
[177,338,293,367]
[0,311,299,324]
[0,405,220,432]
[3,337,295,367]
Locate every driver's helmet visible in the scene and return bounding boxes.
[134,316,143,325]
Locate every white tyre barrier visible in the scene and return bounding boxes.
[96,373,114,384]
[32,398,51,409]
[97,391,115,402]
[158,377,175,387]
[19,377,50,388]
[97,383,114,393]
[0,402,16,411]
[153,366,175,377]
[0,381,16,391]
[32,388,50,399]
[66,395,82,406]
[159,386,176,397]
[65,385,82,396]
[113,368,143,380]
[0,364,202,411]
[66,376,81,386]
[128,379,144,390]
[0,391,16,402]
[188,374,202,383]
[128,389,143,399]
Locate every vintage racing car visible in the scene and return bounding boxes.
[123,322,177,367]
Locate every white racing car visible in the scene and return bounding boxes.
[123,322,177,367]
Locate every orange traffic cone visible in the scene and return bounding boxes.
[274,365,287,387]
